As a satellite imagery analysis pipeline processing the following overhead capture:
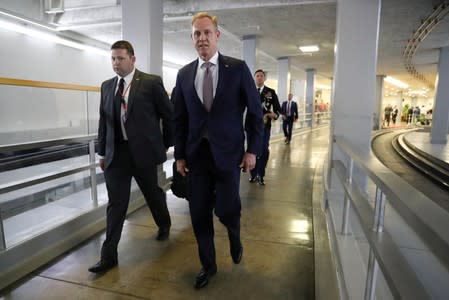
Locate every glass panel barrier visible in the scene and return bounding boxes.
[0,84,100,145]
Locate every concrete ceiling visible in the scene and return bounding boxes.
[1,0,449,97]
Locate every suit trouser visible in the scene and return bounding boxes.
[188,139,241,270]
[101,142,171,261]
[282,117,294,141]
[250,127,271,179]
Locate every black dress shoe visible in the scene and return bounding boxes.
[231,245,243,264]
[194,266,217,289]
[156,227,170,241]
[258,177,265,186]
[88,259,117,273]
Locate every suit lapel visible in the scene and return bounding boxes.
[109,77,120,117]
[188,60,202,105]
[214,54,229,103]
[126,70,141,116]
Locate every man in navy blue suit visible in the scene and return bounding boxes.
[173,12,263,289]
[281,93,298,144]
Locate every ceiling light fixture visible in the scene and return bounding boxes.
[384,76,409,89]
[298,45,319,53]
[0,9,56,31]
[315,83,331,90]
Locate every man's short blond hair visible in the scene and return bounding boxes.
[191,12,218,28]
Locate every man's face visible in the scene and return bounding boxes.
[192,17,220,61]
[254,71,266,87]
[111,48,135,77]
[288,94,293,100]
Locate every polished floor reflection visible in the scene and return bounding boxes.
[0,127,330,300]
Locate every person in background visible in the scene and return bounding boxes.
[89,40,173,274]
[173,12,263,289]
[392,105,399,125]
[408,106,414,124]
[384,104,393,127]
[281,93,298,144]
[249,69,281,185]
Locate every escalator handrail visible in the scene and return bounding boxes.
[0,134,97,154]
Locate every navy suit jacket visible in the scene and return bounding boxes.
[281,100,298,120]
[98,69,173,169]
[173,54,263,171]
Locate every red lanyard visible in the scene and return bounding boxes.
[120,82,132,110]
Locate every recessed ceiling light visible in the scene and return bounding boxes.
[299,45,319,53]
[384,76,409,89]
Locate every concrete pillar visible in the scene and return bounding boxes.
[430,46,449,144]
[373,75,384,130]
[305,68,315,127]
[122,0,163,76]
[330,0,381,153]
[328,0,381,194]
[291,78,306,110]
[242,35,256,75]
[277,57,290,103]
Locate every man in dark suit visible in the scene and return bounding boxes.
[281,93,299,144]
[249,69,281,185]
[88,40,173,273]
[173,12,263,289]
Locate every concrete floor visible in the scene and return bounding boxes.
[0,127,330,300]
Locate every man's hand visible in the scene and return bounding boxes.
[239,153,256,172]
[176,159,189,176]
[99,158,105,171]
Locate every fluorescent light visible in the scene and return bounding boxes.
[384,76,409,89]
[0,9,56,31]
[299,45,319,53]
[315,83,331,90]
[0,19,109,57]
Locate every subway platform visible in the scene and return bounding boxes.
[0,126,333,300]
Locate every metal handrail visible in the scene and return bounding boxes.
[336,135,449,265]
[0,134,97,154]
[333,135,449,299]
[0,135,98,250]
[333,160,429,299]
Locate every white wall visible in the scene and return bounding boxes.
[0,28,180,143]
[0,29,112,85]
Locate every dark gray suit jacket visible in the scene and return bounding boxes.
[98,69,173,169]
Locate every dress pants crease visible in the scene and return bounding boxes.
[101,142,170,261]
[250,127,271,178]
[188,139,241,270]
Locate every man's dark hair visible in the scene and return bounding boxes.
[111,40,135,57]
[254,69,266,76]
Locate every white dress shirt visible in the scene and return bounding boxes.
[195,51,219,104]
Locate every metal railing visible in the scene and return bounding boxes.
[328,135,449,299]
[0,77,171,290]
[0,135,98,250]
